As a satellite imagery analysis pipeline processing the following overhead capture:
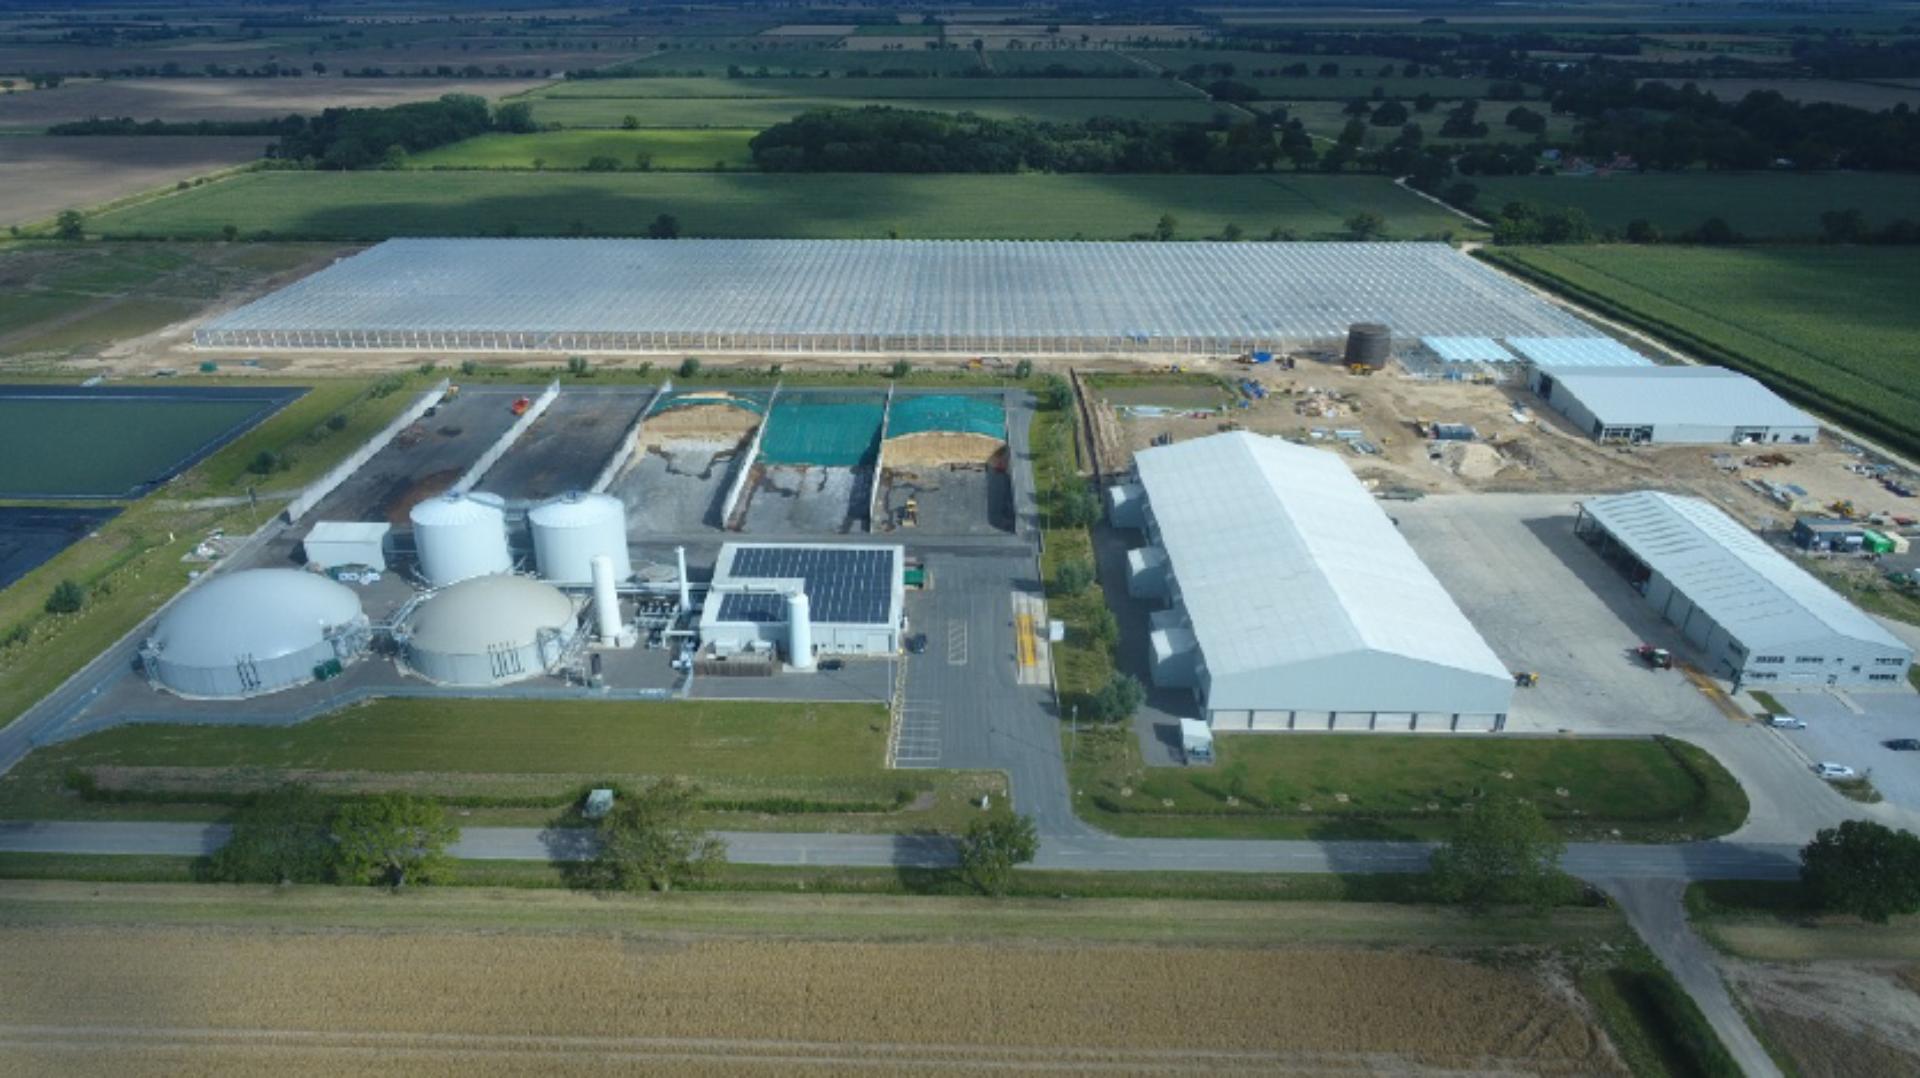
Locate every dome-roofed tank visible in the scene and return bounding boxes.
[529,491,630,585]
[142,569,367,698]
[401,574,578,686]
[410,491,510,587]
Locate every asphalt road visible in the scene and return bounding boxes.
[0,820,1804,882]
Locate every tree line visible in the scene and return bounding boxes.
[267,94,534,170]
[50,116,305,137]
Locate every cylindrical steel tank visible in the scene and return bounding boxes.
[1344,323,1392,368]
[410,492,511,588]
[529,491,631,585]
[142,569,368,699]
[786,590,814,670]
[402,574,578,687]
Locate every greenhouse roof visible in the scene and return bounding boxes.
[1507,336,1655,370]
[196,239,1591,351]
[1421,336,1516,363]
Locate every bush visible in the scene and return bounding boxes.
[1088,672,1144,721]
[1013,358,1033,379]
[246,449,287,476]
[678,356,701,378]
[43,580,84,615]
[1052,558,1095,596]
[325,413,349,432]
[1057,483,1099,527]
[1038,374,1071,411]
[567,355,590,377]
[889,359,912,379]
[460,359,480,376]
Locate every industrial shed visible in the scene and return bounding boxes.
[1577,491,1911,687]
[700,543,904,663]
[1124,432,1514,732]
[194,238,1587,355]
[1533,367,1819,445]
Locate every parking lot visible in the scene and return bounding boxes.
[478,387,654,503]
[303,386,525,524]
[1769,689,1920,811]
[1395,493,1733,735]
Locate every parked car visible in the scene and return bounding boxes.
[1767,715,1807,730]
[1815,762,1858,780]
[817,658,844,672]
[905,633,928,655]
[1885,739,1920,752]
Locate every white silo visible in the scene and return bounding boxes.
[590,553,632,646]
[786,590,814,670]
[529,491,631,585]
[410,492,511,588]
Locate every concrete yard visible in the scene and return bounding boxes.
[613,443,739,535]
[877,465,1013,536]
[477,386,654,503]
[735,464,871,535]
[301,386,526,525]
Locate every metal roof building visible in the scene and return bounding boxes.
[141,569,369,698]
[1534,366,1819,445]
[1576,491,1910,687]
[1126,432,1514,732]
[700,542,905,660]
[1508,336,1655,370]
[194,238,1589,355]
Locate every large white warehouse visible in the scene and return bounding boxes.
[1577,491,1911,687]
[700,543,904,663]
[400,574,580,686]
[1117,432,1513,732]
[141,569,368,698]
[1533,366,1819,445]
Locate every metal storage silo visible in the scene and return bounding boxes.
[410,492,511,588]
[1344,323,1392,368]
[141,569,368,699]
[529,491,631,585]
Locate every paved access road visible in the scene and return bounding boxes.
[0,820,1803,882]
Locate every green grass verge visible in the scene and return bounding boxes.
[1747,690,1784,715]
[1068,729,1748,841]
[0,697,1002,834]
[1032,402,1112,711]
[1579,958,1742,1078]
[1467,172,1920,240]
[1478,245,1920,460]
[0,377,422,733]
[408,129,759,171]
[90,170,1477,242]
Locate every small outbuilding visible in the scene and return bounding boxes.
[302,520,391,572]
[141,569,368,698]
[1532,366,1818,446]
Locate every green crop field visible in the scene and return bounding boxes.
[0,394,290,497]
[409,130,759,170]
[1482,245,1920,455]
[609,47,983,76]
[530,76,1191,100]
[1469,172,1920,239]
[529,93,1227,128]
[90,170,1474,241]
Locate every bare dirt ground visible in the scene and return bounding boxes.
[1102,356,1918,534]
[0,78,554,131]
[0,905,1626,1076]
[0,136,268,226]
[1728,959,1920,1078]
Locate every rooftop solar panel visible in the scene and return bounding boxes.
[717,545,896,625]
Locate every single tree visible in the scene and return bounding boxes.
[1012,358,1033,379]
[1090,672,1144,720]
[332,792,457,889]
[204,785,336,884]
[648,213,681,239]
[1152,213,1178,241]
[621,114,640,130]
[1801,820,1920,923]
[1057,482,1099,527]
[889,359,912,379]
[1429,796,1569,914]
[587,778,727,892]
[221,223,239,242]
[678,356,701,378]
[1345,211,1386,240]
[958,813,1038,896]
[1038,374,1071,412]
[567,355,590,377]
[54,209,83,240]
[1052,558,1095,596]
[1625,218,1662,244]
[43,579,84,615]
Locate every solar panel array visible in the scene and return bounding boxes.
[718,545,896,625]
[195,238,1591,355]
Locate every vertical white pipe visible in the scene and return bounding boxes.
[591,554,621,643]
[786,591,814,670]
[676,545,690,611]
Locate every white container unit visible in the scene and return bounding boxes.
[529,491,631,585]
[410,492,511,587]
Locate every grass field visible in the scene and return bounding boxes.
[0,880,1637,1074]
[0,697,999,833]
[1468,172,1920,239]
[529,92,1230,127]
[612,47,984,77]
[528,76,1190,100]
[88,170,1475,241]
[1069,727,1748,841]
[0,393,290,498]
[408,129,759,170]
[1480,245,1920,457]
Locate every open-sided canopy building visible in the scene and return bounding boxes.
[1121,432,1514,732]
[1577,491,1910,687]
[195,238,1588,355]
